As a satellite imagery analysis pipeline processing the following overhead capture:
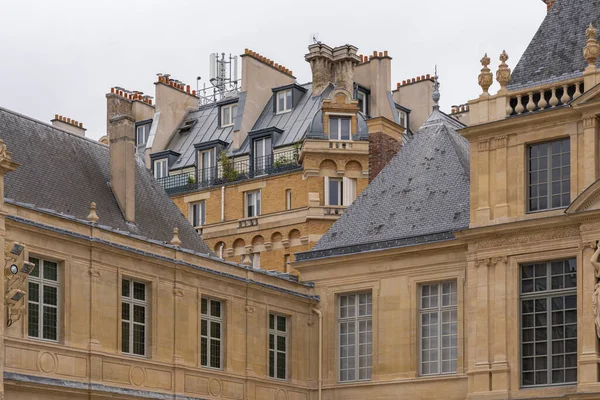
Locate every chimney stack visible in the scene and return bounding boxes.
[542,0,555,13]
[51,115,87,136]
[305,43,360,95]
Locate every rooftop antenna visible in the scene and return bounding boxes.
[310,33,321,44]
[197,53,241,106]
[432,65,440,110]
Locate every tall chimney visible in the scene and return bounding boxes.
[305,43,334,96]
[542,0,555,13]
[332,45,360,94]
[107,105,136,223]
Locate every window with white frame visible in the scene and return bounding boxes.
[269,313,288,379]
[419,281,458,376]
[325,177,356,206]
[198,148,215,183]
[245,190,261,218]
[201,298,223,369]
[121,278,147,356]
[28,257,59,341]
[520,259,577,387]
[329,116,351,140]
[253,137,272,175]
[221,103,237,127]
[285,189,292,210]
[189,201,206,228]
[339,292,372,382]
[357,91,368,115]
[276,89,293,113]
[154,159,168,179]
[136,123,151,151]
[399,111,407,129]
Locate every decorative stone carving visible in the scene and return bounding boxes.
[590,244,600,338]
[0,139,12,163]
[478,53,494,94]
[584,23,599,67]
[87,202,99,223]
[474,258,490,267]
[478,139,490,152]
[170,227,181,247]
[478,226,580,249]
[491,256,508,265]
[496,51,511,91]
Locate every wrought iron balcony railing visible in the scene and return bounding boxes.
[157,149,301,195]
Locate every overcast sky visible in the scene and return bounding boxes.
[0,0,546,140]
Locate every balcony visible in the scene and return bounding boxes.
[157,149,302,195]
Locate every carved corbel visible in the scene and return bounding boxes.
[282,239,290,249]
[477,139,490,152]
[474,258,491,268]
[491,256,508,265]
[225,248,235,258]
[263,242,273,251]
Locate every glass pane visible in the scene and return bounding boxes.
[269,314,275,330]
[29,258,40,278]
[122,279,130,298]
[43,261,58,281]
[329,179,341,206]
[42,306,57,340]
[329,118,339,140]
[28,303,39,337]
[277,336,286,352]
[133,305,145,324]
[122,302,130,321]
[201,337,208,366]
[341,118,350,140]
[211,321,221,339]
[277,351,286,379]
[277,315,286,332]
[133,282,145,301]
[122,321,130,353]
[43,286,58,306]
[211,300,221,318]
[269,351,275,377]
[29,281,39,303]
[201,298,208,315]
[278,92,285,112]
[133,324,145,355]
[210,339,221,368]
[286,90,292,110]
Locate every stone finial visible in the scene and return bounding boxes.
[584,23,600,67]
[170,227,182,247]
[87,202,99,223]
[496,50,511,91]
[241,254,253,267]
[432,66,440,110]
[478,53,494,94]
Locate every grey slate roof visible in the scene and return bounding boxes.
[0,107,211,254]
[508,0,600,91]
[296,107,469,261]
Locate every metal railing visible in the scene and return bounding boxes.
[157,149,301,195]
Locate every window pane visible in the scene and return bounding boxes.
[341,118,350,140]
[201,298,208,315]
[122,279,130,298]
[286,90,292,111]
[122,321,130,353]
[29,257,40,278]
[329,118,339,140]
[133,305,145,324]
[210,339,221,368]
[29,281,39,303]
[28,303,39,337]
[133,282,145,301]
[329,179,341,206]
[278,92,285,112]
[42,306,57,340]
[211,300,221,318]
[133,324,145,355]
[277,351,286,379]
[277,315,286,332]
[43,286,58,306]
[43,261,58,281]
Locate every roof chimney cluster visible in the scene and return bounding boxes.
[110,87,154,105]
[243,49,294,77]
[395,74,433,89]
[156,74,197,97]
[358,50,390,64]
[53,114,83,129]
[450,104,470,114]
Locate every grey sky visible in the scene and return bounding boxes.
[0,0,545,140]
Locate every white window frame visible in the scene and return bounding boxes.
[419,281,458,376]
[198,148,215,183]
[269,313,288,380]
[276,89,293,114]
[245,190,261,218]
[136,123,151,149]
[329,116,352,141]
[154,159,168,179]
[399,111,407,129]
[357,91,368,115]
[339,292,372,382]
[28,257,60,342]
[121,278,148,357]
[201,297,223,369]
[221,103,237,127]
[189,201,206,228]
[325,177,343,206]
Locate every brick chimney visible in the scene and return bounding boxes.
[51,115,87,136]
[392,75,435,132]
[234,49,295,149]
[106,93,136,223]
[305,43,360,95]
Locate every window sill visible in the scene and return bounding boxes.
[276,109,292,115]
[221,123,234,128]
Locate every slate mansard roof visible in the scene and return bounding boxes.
[296,108,469,261]
[508,0,600,91]
[0,107,211,254]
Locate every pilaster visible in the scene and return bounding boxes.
[494,137,509,220]
[491,256,509,394]
[583,115,599,188]
[476,140,492,223]
[469,258,491,394]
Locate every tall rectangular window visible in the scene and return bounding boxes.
[28,257,59,341]
[121,279,147,356]
[154,159,168,179]
[339,292,372,382]
[245,190,261,218]
[329,117,351,140]
[285,189,292,210]
[276,89,293,113]
[327,178,343,206]
[199,148,215,183]
[201,298,223,369]
[253,137,272,175]
[521,259,577,387]
[528,138,570,212]
[189,201,206,227]
[136,123,151,152]
[420,281,458,376]
[221,103,237,127]
[399,111,407,128]
[269,313,288,379]
[357,91,368,116]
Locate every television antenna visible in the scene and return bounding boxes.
[196,53,241,106]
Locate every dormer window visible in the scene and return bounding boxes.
[399,111,407,129]
[135,120,152,153]
[276,89,293,114]
[357,90,368,116]
[154,158,168,179]
[329,116,351,141]
[221,103,237,127]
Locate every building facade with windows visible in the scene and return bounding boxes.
[0,107,319,400]
[292,1,600,399]
[106,43,436,272]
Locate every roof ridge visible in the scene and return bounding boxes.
[0,106,107,147]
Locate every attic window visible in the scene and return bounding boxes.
[276,89,292,114]
[221,103,237,127]
[179,119,196,133]
[357,90,369,116]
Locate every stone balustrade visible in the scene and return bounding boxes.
[507,79,584,116]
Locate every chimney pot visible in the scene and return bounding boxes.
[426,74,431,79]
[373,51,377,57]
[192,90,196,96]
[397,82,401,89]
[54,114,58,120]
[110,87,115,93]
[186,85,190,93]
[378,51,383,57]
[421,75,425,80]
[417,76,421,82]
[79,122,83,128]
[149,99,152,105]
[384,50,388,57]
[67,118,71,123]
